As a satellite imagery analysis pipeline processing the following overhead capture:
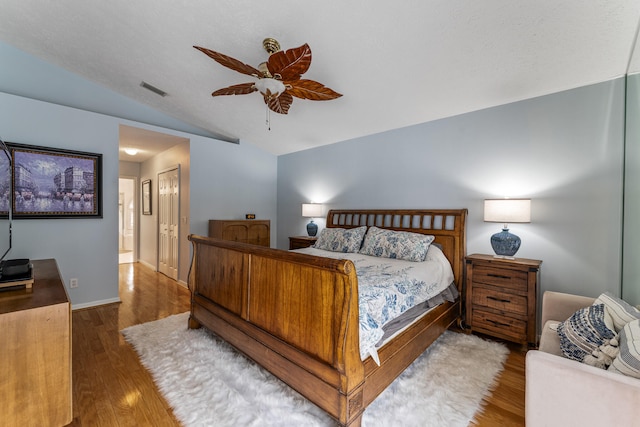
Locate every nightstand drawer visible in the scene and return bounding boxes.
[472,265,528,291]
[472,309,527,341]
[472,286,527,316]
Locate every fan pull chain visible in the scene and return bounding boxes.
[265,105,271,131]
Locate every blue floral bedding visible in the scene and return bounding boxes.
[292,245,454,363]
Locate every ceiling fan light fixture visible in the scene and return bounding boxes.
[194,39,341,117]
[254,78,285,98]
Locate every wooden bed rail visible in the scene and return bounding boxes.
[187,234,365,389]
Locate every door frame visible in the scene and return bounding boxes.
[118,175,138,263]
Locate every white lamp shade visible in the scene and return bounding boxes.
[302,203,323,218]
[484,199,531,223]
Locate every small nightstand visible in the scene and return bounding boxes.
[289,236,318,250]
[465,253,542,347]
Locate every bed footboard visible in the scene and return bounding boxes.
[188,235,366,425]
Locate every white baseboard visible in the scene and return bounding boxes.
[138,259,156,271]
[72,297,121,311]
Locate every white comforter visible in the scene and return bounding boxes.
[293,245,454,363]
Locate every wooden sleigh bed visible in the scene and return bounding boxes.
[187,208,467,426]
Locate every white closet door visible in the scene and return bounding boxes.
[157,167,179,280]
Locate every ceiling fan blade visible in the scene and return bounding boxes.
[265,91,293,114]
[267,44,311,81]
[194,46,262,77]
[287,79,342,101]
[211,82,257,97]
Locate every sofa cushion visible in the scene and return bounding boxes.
[539,320,564,357]
[609,319,640,379]
[595,292,640,332]
[557,303,617,367]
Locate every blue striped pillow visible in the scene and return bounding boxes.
[557,304,617,366]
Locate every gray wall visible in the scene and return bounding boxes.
[624,72,640,306]
[278,79,626,299]
[0,91,120,308]
[0,91,278,307]
[190,137,278,243]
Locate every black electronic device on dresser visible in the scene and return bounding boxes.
[0,258,33,289]
[0,137,33,289]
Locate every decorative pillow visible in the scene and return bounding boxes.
[313,226,367,253]
[609,319,640,379]
[359,226,435,262]
[557,303,618,368]
[594,292,640,332]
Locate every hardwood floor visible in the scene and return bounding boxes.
[69,262,525,426]
[70,263,188,426]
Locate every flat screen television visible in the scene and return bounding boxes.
[0,138,30,281]
[0,137,11,264]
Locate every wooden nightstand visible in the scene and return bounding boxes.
[465,253,542,347]
[289,236,317,250]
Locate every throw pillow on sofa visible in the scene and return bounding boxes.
[594,292,640,332]
[557,303,618,369]
[609,319,640,379]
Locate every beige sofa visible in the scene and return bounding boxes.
[525,291,640,426]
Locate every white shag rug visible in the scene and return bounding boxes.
[122,313,508,427]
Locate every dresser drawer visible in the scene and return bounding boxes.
[472,309,527,341]
[472,286,527,316]
[472,265,528,292]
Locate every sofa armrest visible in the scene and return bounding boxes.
[540,291,595,325]
[526,350,640,426]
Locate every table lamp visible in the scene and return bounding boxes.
[484,198,531,258]
[302,203,323,236]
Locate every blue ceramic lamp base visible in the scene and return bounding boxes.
[306,220,318,237]
[490,228,521,259]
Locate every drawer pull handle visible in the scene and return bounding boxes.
[488,319,511,328]
[487,295,511,304]
[487,273,511,280]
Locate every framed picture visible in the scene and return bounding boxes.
[7,142,103,219]
[142,179,151,215]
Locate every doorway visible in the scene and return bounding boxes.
[118,177,136,264]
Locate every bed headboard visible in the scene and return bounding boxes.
[326,209,468,289]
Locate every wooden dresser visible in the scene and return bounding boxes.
[465,253,542,347]
[209,219,270,247]
[0,259,72,427]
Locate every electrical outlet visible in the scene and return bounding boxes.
[70,278,78,288]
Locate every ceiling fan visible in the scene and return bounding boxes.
[194,38,342,115]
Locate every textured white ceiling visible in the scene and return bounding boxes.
[1,1,639,156]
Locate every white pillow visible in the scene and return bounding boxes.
[595,292,640,332]
[609,319,640,378]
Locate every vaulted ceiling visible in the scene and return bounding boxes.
[1,1,639,156]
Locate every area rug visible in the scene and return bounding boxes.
[122,313,508,427]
